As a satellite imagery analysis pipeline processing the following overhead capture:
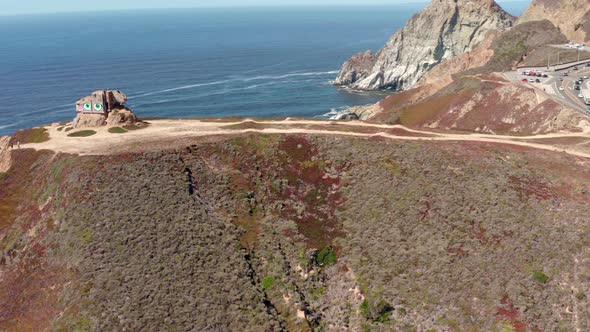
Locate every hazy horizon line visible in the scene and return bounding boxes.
[0,1,529,18]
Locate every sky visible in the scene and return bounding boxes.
[1,0,530,16]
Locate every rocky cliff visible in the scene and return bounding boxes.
[333,0,514,91]
[0,136,11,173]
[518,0,590,44]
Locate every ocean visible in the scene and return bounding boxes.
[0,3,529,136]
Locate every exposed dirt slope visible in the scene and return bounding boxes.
[375,74,590,135]
[518,0,590,44]
[1,135,590,331]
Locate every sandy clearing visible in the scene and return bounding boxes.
[19,119,590,159]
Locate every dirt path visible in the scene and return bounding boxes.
[20,119,590,159]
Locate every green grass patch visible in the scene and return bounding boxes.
[79,229,93,243]
[533,271,549,284]
[261,276,275,292]
[67,130,97,137]
[108,127,128,134]
[123,123,147,131]
[315,246,337,267]
[0,172,8,181]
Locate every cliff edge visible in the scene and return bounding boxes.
[0,136,11,173]
[333,0,514,91]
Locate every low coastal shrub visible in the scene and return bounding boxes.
[0,172,8,181]
[261,276,275,292]
[67,130,97,137]
[108,127,128,134]
[11,128,50,144]
[533,271,550,284]
[315,246,337,267]
[360,299,394,323]
[57,126,64,132]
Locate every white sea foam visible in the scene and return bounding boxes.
[128,80,235,99]
[0,121,22,130]
[316,106,351,119]
[129,71,339,100]
[133,80,303,107]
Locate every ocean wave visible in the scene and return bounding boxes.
[17,103,72,117]
[128,80,236,99]
[0,122,22,130]
[129,70,339,100]
[242,71,339,82]
[315,106,350,118]
[133,80,306,107]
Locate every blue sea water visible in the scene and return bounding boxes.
[0,3,528,136]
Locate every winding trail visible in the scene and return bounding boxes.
[20,118,590,159]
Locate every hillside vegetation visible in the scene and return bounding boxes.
[1,134,589,331]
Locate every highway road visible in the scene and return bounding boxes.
[507,62,590,115]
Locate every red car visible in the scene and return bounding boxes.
[521,78,528,82]
[530,72,537,77]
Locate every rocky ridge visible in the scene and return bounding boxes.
[518,0,590,44]
[333,0,514,91]
[72,108,139,129]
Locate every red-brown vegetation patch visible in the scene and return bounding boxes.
[495,295,532,331]
[509,176,555,201]
[0,150,71,331]
[273,136,346,249]
[446,243,467,257]
[0,150,49,232]
[0,260,66,331]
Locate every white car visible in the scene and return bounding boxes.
[579,93,584,98]
[584,76,588,79]
[559,86,565,91]
[528,79,534,83]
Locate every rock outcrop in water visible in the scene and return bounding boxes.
[72,90,140,129]
[333,0,515,91]
[518,0,590,44]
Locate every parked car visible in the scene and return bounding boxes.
[559,78,564,82]
[528,79,535,83]
[584,76,588,79]
[535,79,541,83]
[521,78,528,82]
[543,74,548,78]
[530,72,537,77]
[559,86,565,91]
[574,66,579,70]
[563,72,569,76]
[575,86,581,90]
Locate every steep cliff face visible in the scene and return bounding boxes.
[334,0,514,91]
[518,0,590,44]
[0,136,11,173]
